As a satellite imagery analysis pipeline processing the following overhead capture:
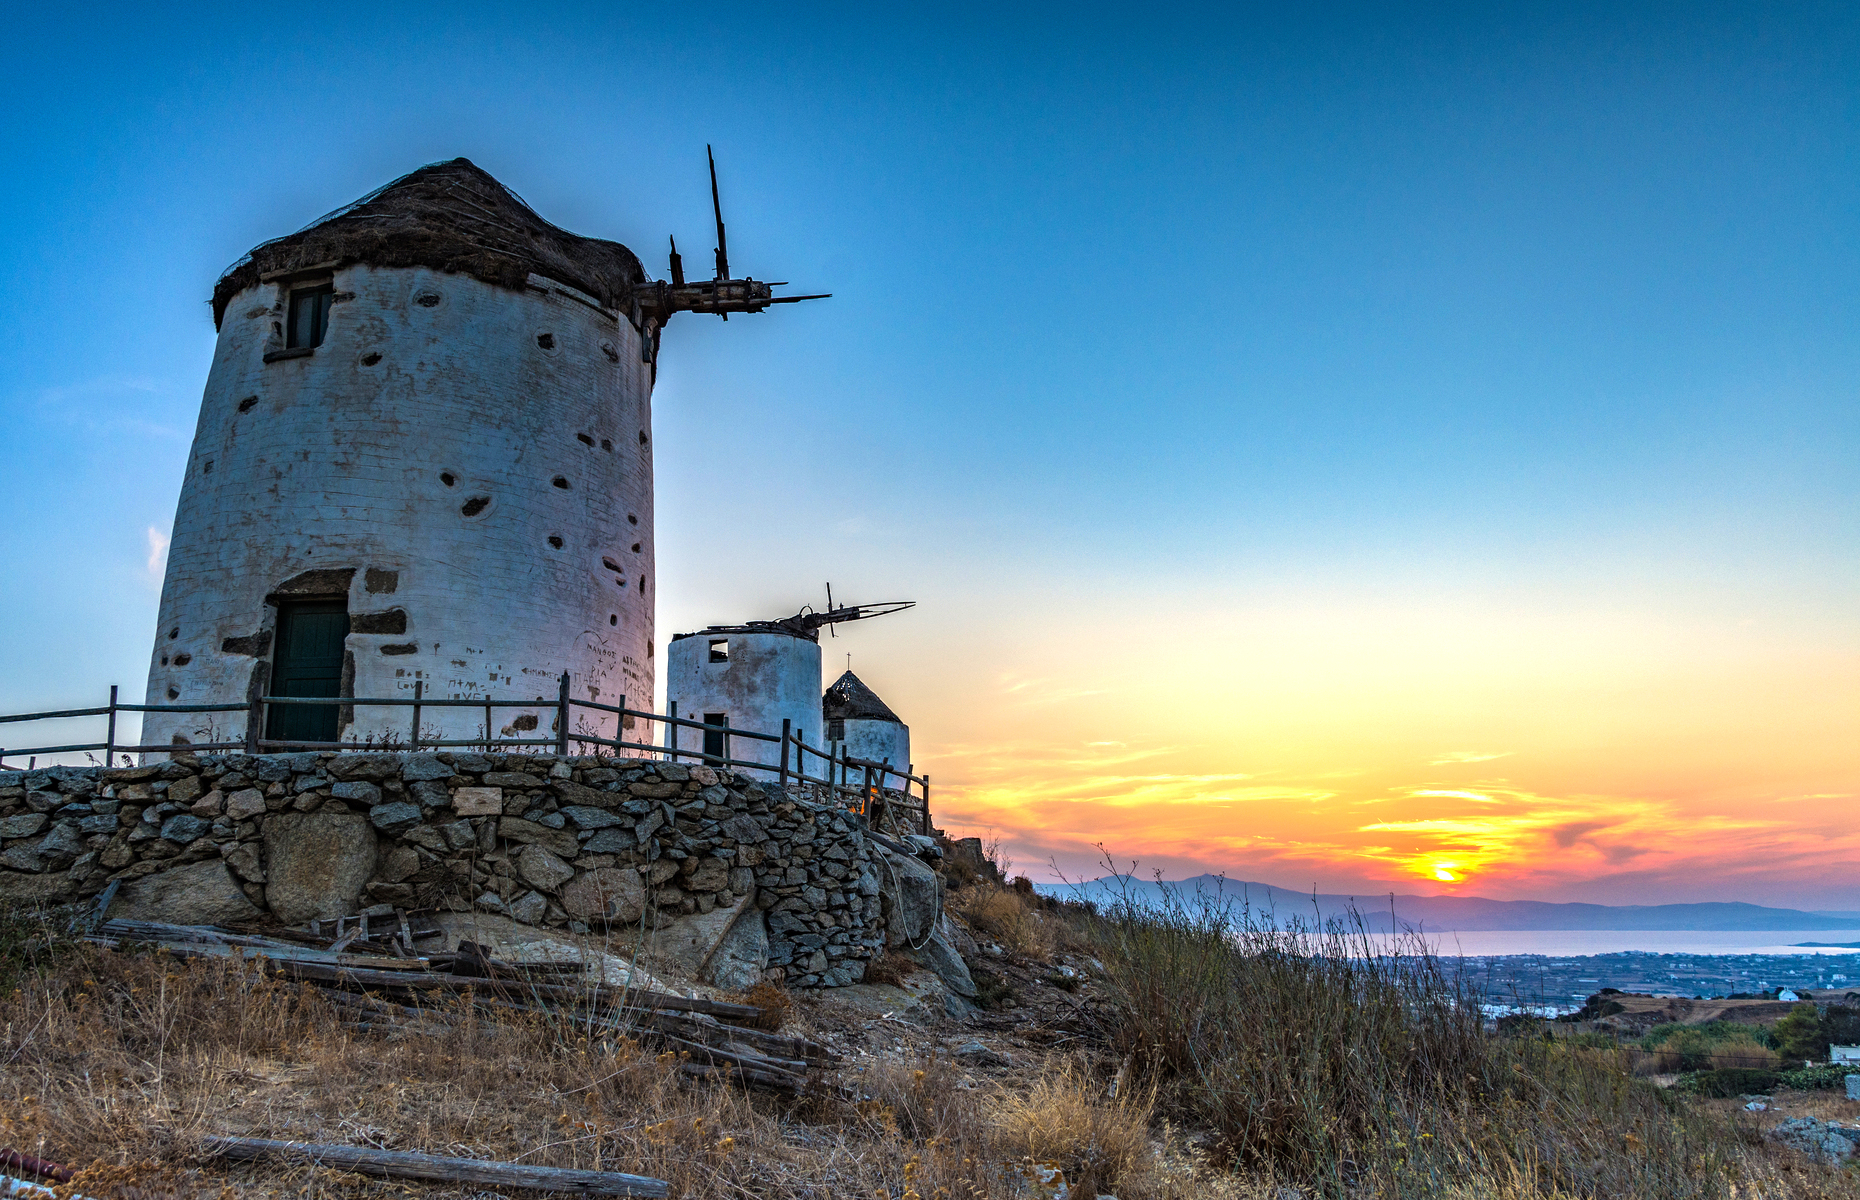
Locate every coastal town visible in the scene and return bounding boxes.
[1467,950,1860,1011]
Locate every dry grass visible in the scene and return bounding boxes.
[989,1057,1155,1197]
[1067,879,1860,1200]
[1631,1040,1781,1075]
[7,890,1858,1200]
[0,943,763,1196]
[952,886,1054,961]
[741,979,793,1031]
[0,917,1244,1199]
[860,953,917,988]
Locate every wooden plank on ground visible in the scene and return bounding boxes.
[202,1137,668,1197]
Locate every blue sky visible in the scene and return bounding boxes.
[2,2,1855,902]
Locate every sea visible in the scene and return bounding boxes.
[1369,930,1860,958]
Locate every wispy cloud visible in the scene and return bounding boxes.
[995,673,1108,705]
[1408,789,1504,804]
[1430,750,1512,765]
[31,375,188,441]
[145,526,171,580]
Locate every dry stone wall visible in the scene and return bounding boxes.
[0,752,892,988]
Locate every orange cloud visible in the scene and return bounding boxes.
[834,568,1860,907]
[922,735,1860,906]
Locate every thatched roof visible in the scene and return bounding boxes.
[823,671,903,724]
[211,158,645,327]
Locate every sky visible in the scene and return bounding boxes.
[1,2,1855,908]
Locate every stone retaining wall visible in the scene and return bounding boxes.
[0,752,892,988]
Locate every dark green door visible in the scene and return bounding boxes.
[266,601,348,744]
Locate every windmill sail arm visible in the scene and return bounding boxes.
[690,601,914,643]
[631,278,826,321]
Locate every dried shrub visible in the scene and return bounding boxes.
[941,853,981,889]
[742,979,792,1031]
[0,901,79,993]
[970,965,1019,1010]
[1640,1023,1780,1072]
[861,953,915,988]
[990,1057,1156,1198]
[955,884,1053,960]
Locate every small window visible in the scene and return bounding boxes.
[703,712,727,760]
[827,717,845,741]
[708,638,728,663]
[287,283,334,349]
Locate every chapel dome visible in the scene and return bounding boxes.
[823,671,903,725]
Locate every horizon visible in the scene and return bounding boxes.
[1039,870,1860,915]
[2,2,1855,909]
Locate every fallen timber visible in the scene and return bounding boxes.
[87,920,835,1093]
[204,1137,668,1198]
[0,1152,71,1185]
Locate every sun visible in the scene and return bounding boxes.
[1404,854,1471,886]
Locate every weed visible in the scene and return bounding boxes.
[742,979,792,1030]
[955,884,1053,960]
[861,953,915,987]
[0,902,72,993]
[1635,1022,1779,1073]
[1676,1067,1782,1097]
[1070,869,1850,1200]
[970,966,1018,1010]
[991,1056,1156,1197]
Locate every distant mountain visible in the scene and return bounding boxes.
[1036,875,1860,932]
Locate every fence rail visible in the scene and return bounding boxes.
[0,676,931,834]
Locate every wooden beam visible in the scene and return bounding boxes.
[203,1138,668,1198]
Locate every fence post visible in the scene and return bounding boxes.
[556,672,570,756]
[483,700,494,752]
[863,762,874,820]
[778,719,791,790]
[104,685,118,768]
[616,694,626,756]
[922,774,931,835]
[410,680,423,752]
[245,679,262,757]
[666,700,678,761]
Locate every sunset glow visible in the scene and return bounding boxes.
[866,584,1860,909]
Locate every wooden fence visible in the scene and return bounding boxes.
[0,676,931,834]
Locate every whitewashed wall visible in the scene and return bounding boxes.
[143,264,656,753]
[664,631,823,775]
[833,718,911,782]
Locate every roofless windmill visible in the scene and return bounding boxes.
[666,598,915,777]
